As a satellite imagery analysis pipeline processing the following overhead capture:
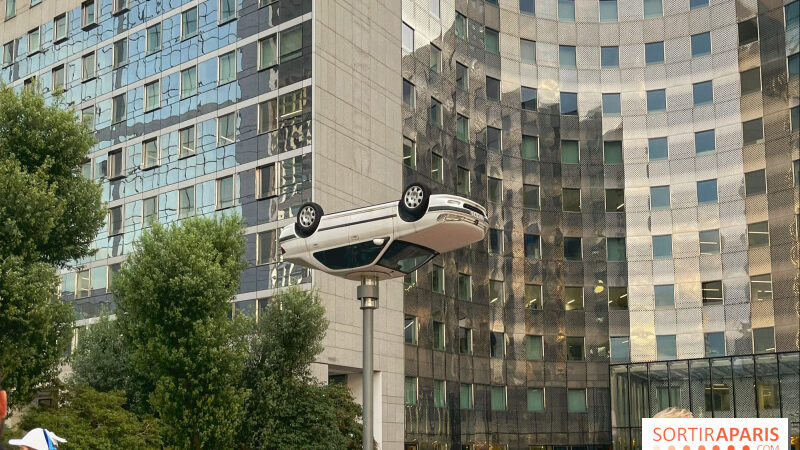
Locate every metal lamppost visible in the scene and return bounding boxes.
[357,276,379,450]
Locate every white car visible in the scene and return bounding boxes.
[279,183,489,281]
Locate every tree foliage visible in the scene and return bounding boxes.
[113,216,250,449]
[0,85,104,407]
[240,288,363,449]
[15,386,163,449]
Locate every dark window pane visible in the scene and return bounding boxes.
[656,335,677,360]
[606,189,625,212]
[564,237,582,260]
[649,137,668,160]
[695,130,715,154]
[520,0,534,14]
[603,93,621,115]
[702,280,723,305]
[601,46,619,67]
[645,41,664,64]
[647,89,666,112]
[691,32,711,57]
[745,169,766,196]
[693,80,713,105]
[604,141,622,164]
[525,234,541,259]
[486,76,500,100]
[740,67,761,94]
[655,284,674,308]
[521,86,537,110]
[742,117,763,144]
[650,186,670,209]
[705,332,725,357]
[738,19,758,45]
[697,179,717,203]
[610,337,630,362]
[699,229,720,254]
[560,92,578,115]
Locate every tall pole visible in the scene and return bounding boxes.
[357,276,379,450]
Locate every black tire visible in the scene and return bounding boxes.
[398,183,430,222]
[295,202,324,238]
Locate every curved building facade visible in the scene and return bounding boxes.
[399,0,799,448]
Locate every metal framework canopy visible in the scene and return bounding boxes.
[278,183,489,281]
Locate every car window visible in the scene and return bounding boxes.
[313,240,387,270]
[377,240,437,274]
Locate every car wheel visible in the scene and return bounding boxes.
[295,202,323,238]
[399,183,430,222]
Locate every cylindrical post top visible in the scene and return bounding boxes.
[358,276,379,309]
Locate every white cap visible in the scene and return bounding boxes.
[8,428,66,449]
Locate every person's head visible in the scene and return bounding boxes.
[654,407,693,418]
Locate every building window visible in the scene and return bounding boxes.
[787,1,799,29]
[487,177,502,203]
[567,389,587,412]
[703,332,725,357]
[607,237,626,261]
[491,386,506,411]
[604,140,622,164]
[560,92,578,115]
[655,284,674,308]
[739,18,759,44]
[111,94,126,124]
[645,41,664,64]
[144,80,160,112]
[256,163,276,199]
[521,86,537,110]
[526,335,543,360]
[520,0,535,14]
[647,89,666,112]
[257,230,278,265]
[747,220,770,248]
[752,327,775,353]
[524,234,541,259]
[745,169,766,196]
[429,98,442,127]
[455,12,467,39]
[789,53,799,79]
[178,186,195,219]
[75,269,91,299]
[400,79,416,110]
[486,76,501,101]
[559,45,576,68]
[742,117,764,144]
[52,65,65,91]
[561,140,579,163]
[489,279,504,305]
[757,382,779,410]
[182,7,199,39]
[402,22,414,51]
[793,159,799,185]
[650,185,670,209]
[564,286,583,311]
[257,35,277,69]
[608,287,628,310]
[216,176,235,209]
[217,113,236,146]
[599,0,617,21]
[142,138,159,168]
[701,280,723,305]
[690,0,708,8]
[652,234,672,259]
[433,321,445,350]
[404,315,417,345]
[740,67,761,94]
[401,137,416,169]
[455,273,471,302]
[656,335,677,360]
[697,179,717,204]
[691,32,711,57]
[525,284,542,309]
[279,25,303,62]
[490,332,505,358]
[606,189,625,212]
[113,39,127,68]
[218,51,236,84]
[258,99,278,134]
[431,153,443,183]
[518,136,539,162]
[562,188,581,211]
[523,184,539,209]
[610,337,630,362]
[142,196,158,226]
[180,66,198,98]
[54,14,68,42]
[108,149,123,179]
[146,23,162,54]
[693,80,713,106]
[602,93,621,116]
[431,265,444,294]
[527,388,545,412]
[489,228,503,254]
[704,384,731,412]
[404,377,417,405]
[28,28,40,54]
[179,125,196,158]
[459,327,472,355]
[4,0,15,19]
[699,229,720,254]
[750,274,772,301]
[695,129,715,154]
[485,27,499,54]
[558,0,575,21]
[456,166,470,196]
[456,62,468,90]
[81,107,95,131]
[459,384,473,409]
[601,46,619,68]
[520,39,536,64]
[643,0,662,17]
[566,336,584,360]
[564,237,582,261]
[433,380,445,407]
[219,0,236,22]
[113,0,128,13]
[430,45,441,73]
[456,115,469,142]
[81,1,96,28]
[108,206,123,236]
[648,137,668,160]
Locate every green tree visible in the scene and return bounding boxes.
[240,288,363,449]
[14,386,163,449]
[0,85,105,407]
[113,216,250,449]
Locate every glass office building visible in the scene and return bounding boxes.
[3,0,799,448]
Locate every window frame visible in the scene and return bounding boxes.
[146,23,162,54]
[27,28,41,54]
[217,112,237,146]
[216,175,235,210]
[112,38,128,68]
[108,205,124,236]
[256,229,279,265]
[81,0,97,29]
[142,195,158,226]
[181,7,199,40]
[111,94,126,124]
[54,13,68,43]
[218,0,237,23]
[141,137,160,169]
[256,163,277,199]
[144,79,161,112]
